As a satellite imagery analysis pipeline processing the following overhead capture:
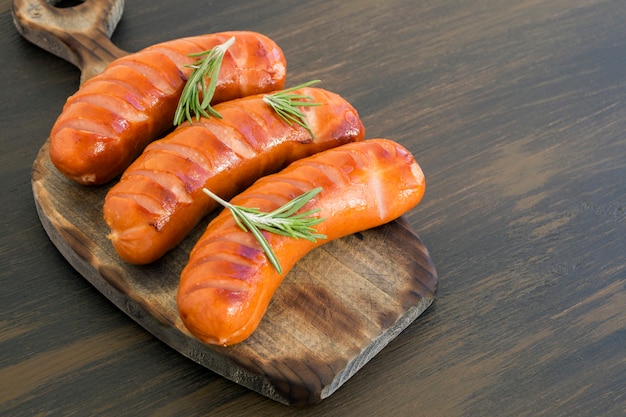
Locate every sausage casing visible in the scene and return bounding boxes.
[177,138,426,346]
[50,31,286,185]
[104,87,365,264]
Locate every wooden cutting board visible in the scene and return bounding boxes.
[18,0,438,405]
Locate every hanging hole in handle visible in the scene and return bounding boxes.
[48,0,86,8]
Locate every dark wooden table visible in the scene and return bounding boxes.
[2,0,625,415]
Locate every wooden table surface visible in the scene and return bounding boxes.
[2,0,625,415]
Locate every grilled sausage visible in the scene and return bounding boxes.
[103,87,365,264]
[177,138,426,346]
[50,31,286,185]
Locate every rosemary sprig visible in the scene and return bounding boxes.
[173,36,236,126]
[263,80,322,138]
[203,187,327,274]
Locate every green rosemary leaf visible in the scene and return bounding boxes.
[203,187,326,274]
[263,80,322,138]
[173,36,236,126]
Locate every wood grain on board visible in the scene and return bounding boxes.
[31,139,437,405]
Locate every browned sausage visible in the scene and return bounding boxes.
[104,87,365,264]
[50,31,286,185]
[177,138,426,346]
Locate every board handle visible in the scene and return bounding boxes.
[12,0,128,84]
